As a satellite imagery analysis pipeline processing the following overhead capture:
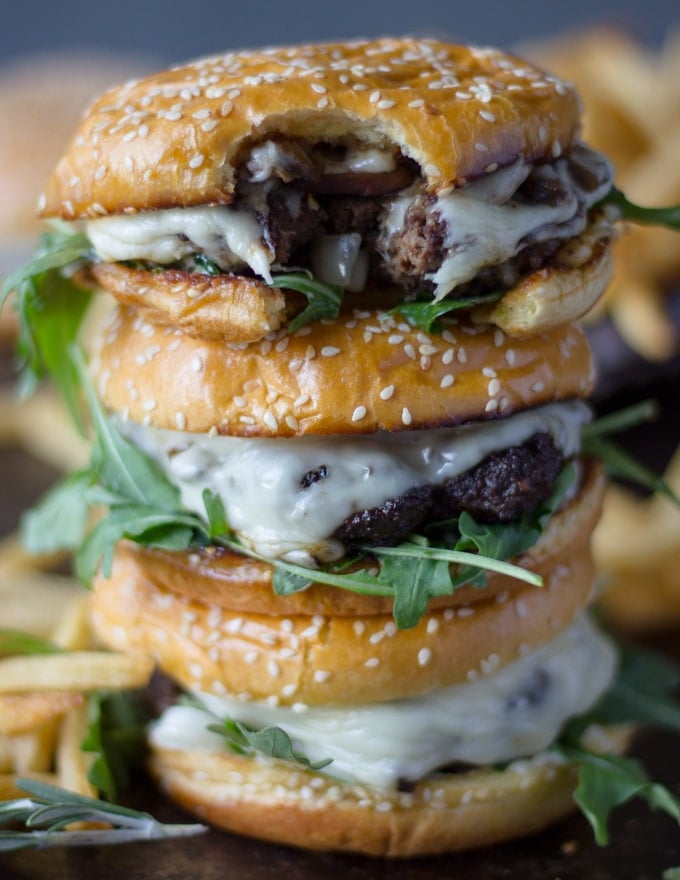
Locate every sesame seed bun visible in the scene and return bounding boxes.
[39,38,580,219]
[91,305,595,437]
[90,462,603,707]
[149,726,631,857]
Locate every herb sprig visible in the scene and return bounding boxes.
[0,779,206,851]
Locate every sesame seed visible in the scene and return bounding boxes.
[531,381,545,393]
[311,82,327,93]
[267,660,280,678]
[474,142,489,152]
[418,648,432,666]
[479,109,496,122]
[352,405,367,422]
[174,411,187,430]
[404,343,416,360]
[245,651,259,664]
[285,415,299,431]
[201,119,219,132]
[380,385,395,400]
[220,100,234,116]
[188,154,204,168]
[377,99,396,109]
[353,621,366,636]
[365,657,380,668]
[401,407,413,426]
[488,378,500,396]
[317,97,329,109]
[485,399,499,413]
[369,90,381,103]
[515,599,528,618]
[320,346,341,357]
[264,411,279,431]
[427,618,440,634]
[313,670,331,683]
[408,98,425,108]
[192,355,204,373]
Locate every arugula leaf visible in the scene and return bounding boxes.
[208,719,332,771]
[601,186,680,231]
[582,400,659,441]
[377,553,453,629]
[75,505,202,584]
[20,469,93,556]
[72,348,181,511]
[1,227,93,425]
[0,778,206,850]
[82,692,149,801]
[564,643,680,739]
[270,271,343,331]
[583,434,680,507]
[663,869,680,880]
[191,253,222,275]
[559,747,680,846]
[0,630,63,656]
[387,289,503,333]
[202,489,231,541]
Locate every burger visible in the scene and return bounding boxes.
[7,37,677,858]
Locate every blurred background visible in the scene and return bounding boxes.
[0,0,677,63]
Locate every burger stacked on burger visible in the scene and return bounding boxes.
[27,38,627,855]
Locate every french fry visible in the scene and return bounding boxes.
[50,594,93,651]
[0,692,84,736]
[0,571,83,634]
[56,705,97,798]
[0,651,154,694]
[0,530,69,576]
[11,721,58,773]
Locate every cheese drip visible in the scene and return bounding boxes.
[150,614,616,790]
[85,145,612,296]
[121,400,590,565]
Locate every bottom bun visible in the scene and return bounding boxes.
[149,728,630,857]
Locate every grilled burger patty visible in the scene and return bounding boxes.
[333,432,564,546]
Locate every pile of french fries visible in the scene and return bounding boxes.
[0,537,153,803]
[528,28,680,626]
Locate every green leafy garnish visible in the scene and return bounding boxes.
[1,226,93,428]
[0,630,63,656]
[583,435,680,506]
[82,692,149,801]
[21,469,93,556]
[208,719,332,771]
[191,253,222,275]
[601,186,680,231]
[387,289,503,333]
[270,271,343,331]
[0,778,206,851]
[561,747,680,846]
[554,640,680,846]
[663,869,680,880]
[583,400,680,506]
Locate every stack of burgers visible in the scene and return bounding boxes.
[37,38,624,855]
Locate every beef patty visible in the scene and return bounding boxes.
[330,432,564,547]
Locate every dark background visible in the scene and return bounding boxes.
[0,0,678,68]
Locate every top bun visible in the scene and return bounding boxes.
[39,37,580,218]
